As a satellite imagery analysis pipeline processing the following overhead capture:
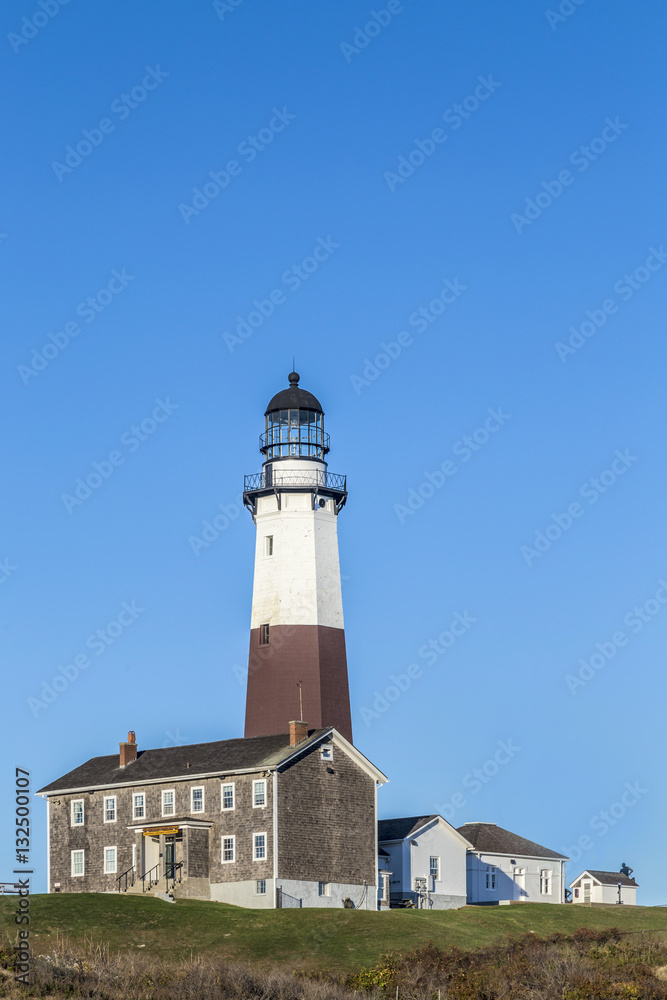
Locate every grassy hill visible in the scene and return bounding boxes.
[2,894,667,973]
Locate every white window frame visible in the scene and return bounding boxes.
[132,792,145,820]
[255,879,267,895]
[252,779,266,808]
[221,835,235,863]
[103,795,116,823]
[191,786,205,813]
[485,865,496,890]
[221,782,235,812]
[71,849,85,877]
[318,881,331,896]
[161,789,175,817]
[429,856,440,881]
[321,745,333,761]
[540,868,552,895]
[253,832,267,861]
[70,799,84,826]
[264,535,273,557]
[103,846,117,875]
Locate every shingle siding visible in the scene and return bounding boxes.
[278,743,375,884]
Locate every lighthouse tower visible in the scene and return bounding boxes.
[243,372,353,744]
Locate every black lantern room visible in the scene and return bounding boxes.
[260,371,329,461]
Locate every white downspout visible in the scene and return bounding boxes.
[272,770,278,907]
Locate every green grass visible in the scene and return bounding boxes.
[2,894,667,973]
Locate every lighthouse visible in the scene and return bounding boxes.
[243,372,353,744]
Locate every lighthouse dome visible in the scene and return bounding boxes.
[265,371,323,415]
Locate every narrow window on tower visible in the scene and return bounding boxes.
[264,535,273,556]
[260,624,270,645]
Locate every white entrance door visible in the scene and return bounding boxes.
[583,881,591,902]
[514,867,526,899]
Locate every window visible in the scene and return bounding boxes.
[485,866,496,890]
[253,779,266,808]
[318,882,330,896]
[103,796,116,823]
[259,624,270,645]
[71,850,85,876]
[540,869,552,895]
[221,783,235,811]
[321,745,333,761]
[71,799,84,826]
[162,790,175,817]
[221,836,235,863]
[104,847,117,874]
[253,832,267,860]
[191,787,204,813]
[132,793,145,820]
[429,856,440,881]
[264,535,273,556]
[256,879,267,895]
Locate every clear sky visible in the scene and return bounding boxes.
[2,0,666,903]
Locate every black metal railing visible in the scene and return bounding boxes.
[260,430,330,451]
[244,470,347,493]
[141,863,160,892]
[165,861,183,893]
[116,866,135,892]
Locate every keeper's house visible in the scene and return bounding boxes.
[37,725,386,908]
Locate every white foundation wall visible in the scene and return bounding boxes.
[210,879,276,908]
[277,879,377,909]
[251,494,344,628]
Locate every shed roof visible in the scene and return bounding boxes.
[571,870,639,887]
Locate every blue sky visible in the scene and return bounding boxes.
[2,0,666,903]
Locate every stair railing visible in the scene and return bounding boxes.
[116,866,136,892]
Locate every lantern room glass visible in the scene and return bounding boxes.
[263,408,326,459]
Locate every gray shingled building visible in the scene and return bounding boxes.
[37,723,387,908]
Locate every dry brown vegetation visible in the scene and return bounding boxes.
[2,926,667,999]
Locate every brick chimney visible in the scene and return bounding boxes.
[289,720,309,746]
[119,731,137,767]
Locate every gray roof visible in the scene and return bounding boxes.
[378,815,438,841]
[37,730,329,794]
[574,870,639,887]
[457,822,568,860]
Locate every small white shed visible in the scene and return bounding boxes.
[570,870,638,905]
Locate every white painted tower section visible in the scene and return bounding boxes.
[250,488,344,630]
